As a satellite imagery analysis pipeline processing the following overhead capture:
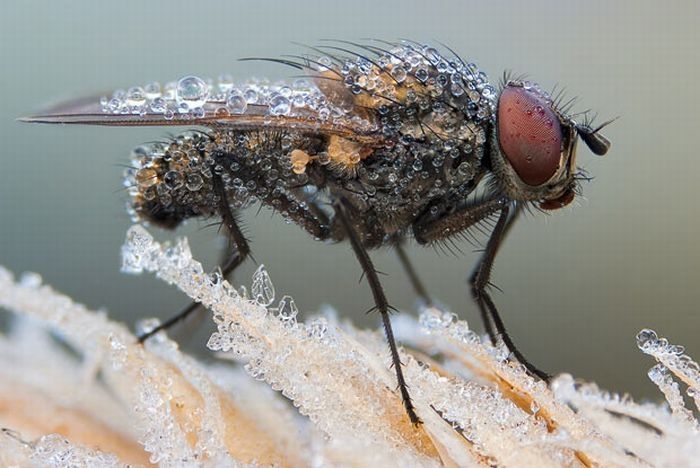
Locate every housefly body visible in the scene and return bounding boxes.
[23,40,612,425]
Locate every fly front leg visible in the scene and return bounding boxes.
[413,197,550,381]
[334,198,421,425]
[468,204,550,381]
[138,175,250,343]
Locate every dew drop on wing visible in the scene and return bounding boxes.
[175,75,209,110]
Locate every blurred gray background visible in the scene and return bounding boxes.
[1,0,698,400]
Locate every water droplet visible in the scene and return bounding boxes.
[269,94,291,116]
[391,66,407,83]
[125,87,146,107]
[450,83,464,96]
[244,88,258,104]
[150,97,167,113]
[226,91,247,114]
[424,47,441,64]
[192,106,205,118]
[415,68,429,82]
[186,173,204,191]
[176,75,209,109]
[636,329,658,349]
[457,162,475,178]
[107,98,121,113]
[163,170,184,189]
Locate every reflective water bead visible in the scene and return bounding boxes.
[176,75,209,109]
[450,83,465,96]
[279,86,292,98]
[192,106,205,118]
[150,97,167,113]
[415,68,429,82]
[391,66,407,83]
[243,88,258,104]
[186,173,204,191]
[163,170,184,189]
[424,47,441,64]
[125,87,146,107]
[457,162,475,178]
[636,329,659,349]
[226,91,247,114]
[107,98,122,113]
[269,94,291,116]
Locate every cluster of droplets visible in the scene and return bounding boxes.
[100,73,353,123]
[636,328,700,419]
[306,43,495,221]
[123,132,223,225]
[26,434,122,467]
[6,228,700,465]
[331,127,485,228]
[334,43,496,122]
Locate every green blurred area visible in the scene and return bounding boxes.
[1,0,698,400]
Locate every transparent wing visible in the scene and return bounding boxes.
[20,77,381,143]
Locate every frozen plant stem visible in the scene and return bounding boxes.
[0,225,696,467]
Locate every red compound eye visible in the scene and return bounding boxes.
[497,85,563,186]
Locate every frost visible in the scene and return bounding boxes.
[0,226,699,466]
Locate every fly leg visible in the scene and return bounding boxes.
[334,198,421,425]
[138,175,250,342]
[393,238,433,306]
[469,204,551,381]
[413,197,549,381]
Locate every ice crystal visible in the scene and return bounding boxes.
[0,226,699,466]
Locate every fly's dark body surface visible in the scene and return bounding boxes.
[23,41,612,425]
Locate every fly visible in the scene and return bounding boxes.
[22,40,613,425]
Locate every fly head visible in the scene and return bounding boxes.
[492,79,612,210]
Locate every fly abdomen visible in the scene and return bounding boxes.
[125,129,328,232]
[125,132,219,229]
